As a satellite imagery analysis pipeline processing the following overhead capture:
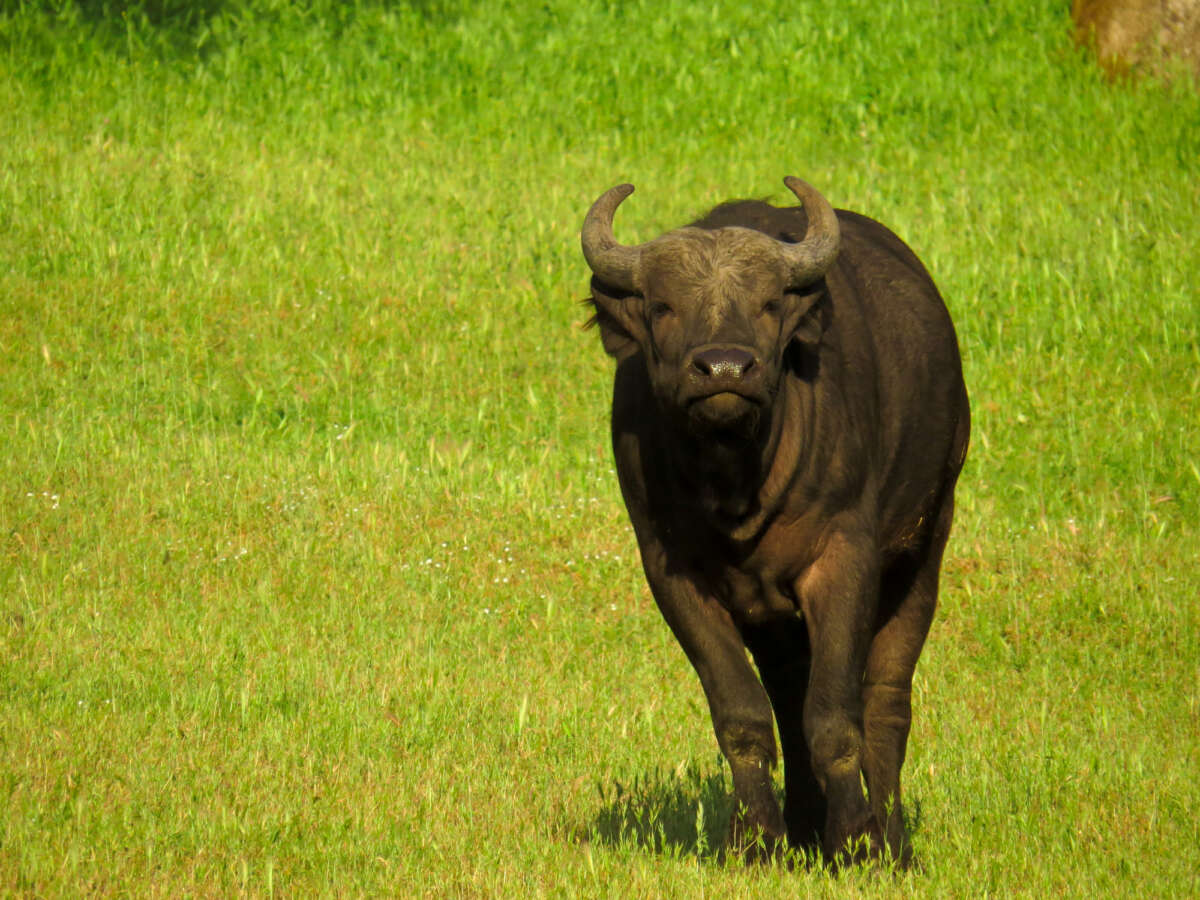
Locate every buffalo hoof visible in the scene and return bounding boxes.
[727,825,784,866]
[726,807,786,865]
[824,814,888,870]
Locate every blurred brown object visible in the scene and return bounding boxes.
[1071,0,1200,80]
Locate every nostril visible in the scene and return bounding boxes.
[691,347,756,378]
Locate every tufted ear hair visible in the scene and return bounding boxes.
[584,278,646,361]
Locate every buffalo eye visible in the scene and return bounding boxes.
[649,301,674,321]
[758,298,782,318]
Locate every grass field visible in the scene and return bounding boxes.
[2,0,1198,895]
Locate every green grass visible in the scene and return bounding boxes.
[2,0,1198,895]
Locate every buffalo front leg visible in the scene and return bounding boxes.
[646,568,785,860]
[797,531,881,864]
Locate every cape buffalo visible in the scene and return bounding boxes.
[580,177,969,866]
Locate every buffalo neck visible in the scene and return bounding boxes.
[663,378,809,544]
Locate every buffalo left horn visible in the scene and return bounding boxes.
[581,183,641,293]
[780,176,840,288]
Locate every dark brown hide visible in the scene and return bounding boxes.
[582,181,969,866]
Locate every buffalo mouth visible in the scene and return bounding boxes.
[686,391,762,439]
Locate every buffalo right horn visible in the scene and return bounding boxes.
[780,176,840,288]
[581,183,641,293]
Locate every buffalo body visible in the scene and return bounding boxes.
[580,178,969,865]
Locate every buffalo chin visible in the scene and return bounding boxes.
[687,392,761,441]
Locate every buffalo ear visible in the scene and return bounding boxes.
[585,279,646,361]
[781,288,827,379]
[783,287,826,349]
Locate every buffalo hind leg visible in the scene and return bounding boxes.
[862,496,954,867]
[742,617,825,858]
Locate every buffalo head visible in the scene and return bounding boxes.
[582,178,840,445]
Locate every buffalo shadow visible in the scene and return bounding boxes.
[574,758,925,865]
[575,761,736,860]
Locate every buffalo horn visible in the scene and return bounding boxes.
[781,176,840,288]
[581,183,641,292]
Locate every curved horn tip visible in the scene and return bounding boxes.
[582,183,641,293]
[600,183,635,206]
[584,183,635,220]
[778,175,840,288]
[783,175,818,197]
[597,183,634,199]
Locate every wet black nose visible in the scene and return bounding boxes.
[690,346,756,379]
